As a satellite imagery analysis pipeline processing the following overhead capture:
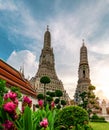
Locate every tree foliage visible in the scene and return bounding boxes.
[61,100,67,106]
[79,85,100,117]
[54,98,60,104]
[37,94,44,100]
[0,79,8,97]
[40,76,50,84]
[55,90,63,97]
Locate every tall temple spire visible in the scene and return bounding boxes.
[74,40,91,103]
[44,25,51,49]
[30,26,69,102]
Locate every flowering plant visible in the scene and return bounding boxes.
[2,120,15,130]
[40,118,48,128]
[0,79,58,130]
[0,79,20,129]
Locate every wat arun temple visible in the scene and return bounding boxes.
[0,26,93,104]
[30,26,69,102]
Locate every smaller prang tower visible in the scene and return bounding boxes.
[74,40,91,104]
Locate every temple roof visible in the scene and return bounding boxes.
[0,59,36,98]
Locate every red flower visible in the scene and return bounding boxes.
[3,101,16,114]
[38,100,43,107]
[40,118,48,128]
[2,120,14,130]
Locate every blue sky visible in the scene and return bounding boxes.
[1,0,109,100]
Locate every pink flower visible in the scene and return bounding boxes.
[40,118,48,128]
[38,100,43,107]
[23,96,32,106]
[2,120,14,130]
[4,93,9,100]
[22,96,32,110]
[4,91,17,101]
[3,101,16,114]
[8,91,17,101]
[22,106,25,113]
[14,98,18,106]
[51,101,55,108]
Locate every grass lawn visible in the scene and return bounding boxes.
[90,122,109,130]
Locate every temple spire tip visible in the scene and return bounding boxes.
[47,25,49,31]
[82,39,85,46]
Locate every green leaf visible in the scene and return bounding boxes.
[15,120,23,130]
[0,108,8,123]
[0,96,3,105]
[23,106,33,130]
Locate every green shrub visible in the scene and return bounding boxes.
[61,100,66,106]
[55,124,93,130]
[56,104,61,109]
[46,96,53,102]
[46,91,56,97]
[37,94,44,100]
[54,105,89,129]
[55,90,63,97]
[49,92,56,97]
[40,76,50,84]
[54,98,60,104]
[91,114,99,120]
[90,114,107,122]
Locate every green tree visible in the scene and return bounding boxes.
[40,76,50,105]
[61,100,66,106]
[40,76,51,84]
[79,85,100,117]
[46,96,53,103]
[37,94,44,100]
[55,90,66,109]
[54,98,60,104]
[55,90,63,97]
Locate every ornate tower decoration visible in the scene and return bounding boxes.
[74,40,91,103]
[30,26,69,101]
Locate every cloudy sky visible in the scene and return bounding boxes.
[1,0,109,101]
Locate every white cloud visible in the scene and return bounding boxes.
[96,90,108,102]
[89,40,109,55]
[7,50,38,79]
[90,54,109,100]
[0,0,17,11]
